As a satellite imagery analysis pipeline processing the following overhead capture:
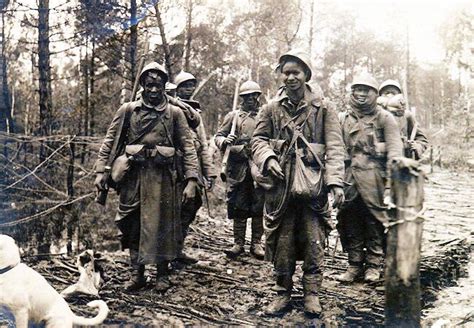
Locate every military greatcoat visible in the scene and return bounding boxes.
[95,99,199,264]
[251,87,345,267]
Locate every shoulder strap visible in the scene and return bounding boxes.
[105,103,133,167]
[159,105,175,147]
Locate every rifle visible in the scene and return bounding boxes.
[220,78,241,182]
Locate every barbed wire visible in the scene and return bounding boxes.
[0,192,95,228]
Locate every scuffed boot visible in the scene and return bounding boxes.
[224,218,246,259]
[335,264,363,283]
[155,261,171,293]
[250,216,265,260]
[126,249,146,291]
[264,275,292,316]
[250,243,265,259]
[302,274,322,316]
[364,266,380,282]
[265,292,291,316]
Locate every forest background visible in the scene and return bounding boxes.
[0,0,472,252]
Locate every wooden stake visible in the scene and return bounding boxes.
[385,158,425,328]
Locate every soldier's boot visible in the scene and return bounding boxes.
[364,266,381,282]
[335,263,364,283]
[250,216,265,260]
[155,261,171,293]
[225,218,246,259]
[302,274,322,316]
[264,275,292,316]
[126,249,146,291]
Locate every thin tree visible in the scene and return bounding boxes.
[154,2,172,77]
[38,0,52,137]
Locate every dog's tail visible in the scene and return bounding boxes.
[72,300,109,326]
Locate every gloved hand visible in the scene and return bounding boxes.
[94,173,106,191]
[182,179,199,203]
[224,134,237,145]
[265,158,284,180]
[330,186,345,208]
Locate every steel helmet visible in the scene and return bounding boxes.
[379,79,402,95]
[165,82,177,91]
[351,73,379,92]
[174,71,197,88]
[139,62,168,85]
[278,49,312,81]
[239,80,262,96]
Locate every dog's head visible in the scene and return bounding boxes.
[0,235,21,269]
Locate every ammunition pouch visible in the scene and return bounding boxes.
[126,144,175,165]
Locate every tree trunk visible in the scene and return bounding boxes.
[385,158,424,328]
[90,41,95,136]
[154,3,172,78]
[38,0,52,137]
[0,9,12,133]
[130,0,138,87]
[183,0,193,72]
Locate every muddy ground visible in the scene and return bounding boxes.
[1,168,472,327]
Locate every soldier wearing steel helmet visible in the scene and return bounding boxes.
[335,73,403,283]
[214,80,265,260]
[94,62,200,292]
[251,49,345,316]
[172,71,217,268]
[377,79,428,159]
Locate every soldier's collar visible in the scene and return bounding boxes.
[276,86,322,108]
[139,97,168,112]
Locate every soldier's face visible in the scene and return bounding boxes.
[281,61,306,91]
[352,85,377,104]
[143,75,165,106]
[177,80,196,100]
[380,86,401,98]
[241,93,260,110]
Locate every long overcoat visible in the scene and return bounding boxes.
[338,106,403,224]
[95,99,199,264]
[251,87,345,261]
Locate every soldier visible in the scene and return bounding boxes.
[173,71,217,267]
[377,79,428,159]
[336,73,403,283]
[251,49,345,316]
[94,62,200,292]
[214,80,265,260]
[165,82,177,98]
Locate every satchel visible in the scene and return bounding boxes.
[290,144,324,200]
[290,136,325,200]
[111,153,130,184]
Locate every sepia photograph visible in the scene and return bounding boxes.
[0,0,472,326]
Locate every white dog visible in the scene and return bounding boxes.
[0,234,109,327]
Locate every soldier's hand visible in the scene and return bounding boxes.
[330,186,345,208]
[205,177,215,191]
[407,141,422,159]
[94,173,106,191]
[266,158,284,180]
[383,188,395,209]
[224,134,237,145]
[182,179,198,204]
